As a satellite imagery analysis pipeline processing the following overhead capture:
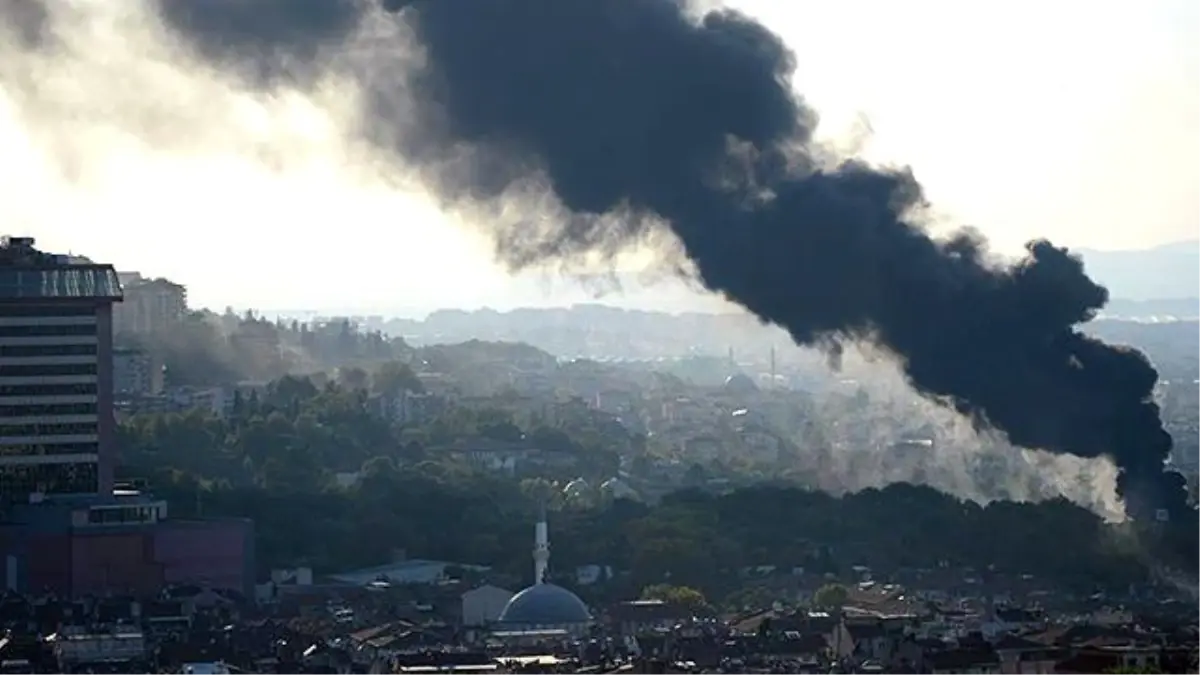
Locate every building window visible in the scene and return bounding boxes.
[0,422,98,436]
[0,324,97,337]
[87,505,156,525]
[0,343,98,357]
[0,442,99,457]
[0,461,98,497]
[0,403,97,417]
[1,363,98,377]
[0,305,96,318]
[0,383,97,396]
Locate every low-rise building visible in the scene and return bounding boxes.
[608,599,695,635]
[0,490,254,598]
[328,559,490,586]
[925,644,1002,674]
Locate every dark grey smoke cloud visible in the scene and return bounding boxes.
[137,0,1199,534]
[153,0,362,83]
[0,0,51,50]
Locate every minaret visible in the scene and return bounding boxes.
[769,345,777,390]
[533,501,550,585]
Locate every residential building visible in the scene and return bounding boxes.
[992,634,1062,674]
[55,628,148,668]
[113,347,163,397]
[926,644,1002,674]
[608,599,695,635]
[328,558,490,586]
[113,273,186,336]
[0,235,122,500]
[371,389,443,426]
[428,436,579,475]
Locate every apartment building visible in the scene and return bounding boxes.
[113,347,164,397]
[113,272,186,336]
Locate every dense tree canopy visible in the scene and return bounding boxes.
[812,583,849,610]
[118,309,413,387]
[640,584,712,613]
[114,373,1169,604]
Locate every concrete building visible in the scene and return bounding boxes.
[0,490,255,598]
[113,273,186,336]
[0,236,122,501]
[328,558,490,586]
[113,347,163,397]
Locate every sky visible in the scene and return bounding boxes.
[0,0,1196,314]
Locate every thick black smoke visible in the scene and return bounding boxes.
[150,0,1191,527]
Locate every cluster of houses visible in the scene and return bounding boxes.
[0,566,1195,674]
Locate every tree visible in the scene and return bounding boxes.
[361,456,397,478]
[114,376,1166,591]
[337,366,370,392]
[640,584,712,613]
[372,361,424,396]
[115,307,415,389]
[813,583,849,610]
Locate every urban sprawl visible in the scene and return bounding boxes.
[0,236,1196,674]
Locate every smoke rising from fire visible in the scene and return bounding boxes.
[1,0,1192,528]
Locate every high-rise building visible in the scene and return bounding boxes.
[0,236,122,501]
[0,239,255,598]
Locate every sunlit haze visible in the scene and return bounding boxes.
[1,0,1196,313]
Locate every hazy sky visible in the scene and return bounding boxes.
[0,0,1196,313]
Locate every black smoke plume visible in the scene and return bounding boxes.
[147,0,1193,529]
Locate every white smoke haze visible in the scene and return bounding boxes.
[789,341,1125,520]
[0,0,1125,518]
[0,0,441,288]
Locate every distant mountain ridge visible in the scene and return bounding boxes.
[264,240,1199,320]
[1077,239,1198,301]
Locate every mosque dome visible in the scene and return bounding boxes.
[497,583,592,626]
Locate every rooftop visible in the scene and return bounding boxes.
[328,558,490,586]
[0,236,121,301]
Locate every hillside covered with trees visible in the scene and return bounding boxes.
[116,373,1185,605]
